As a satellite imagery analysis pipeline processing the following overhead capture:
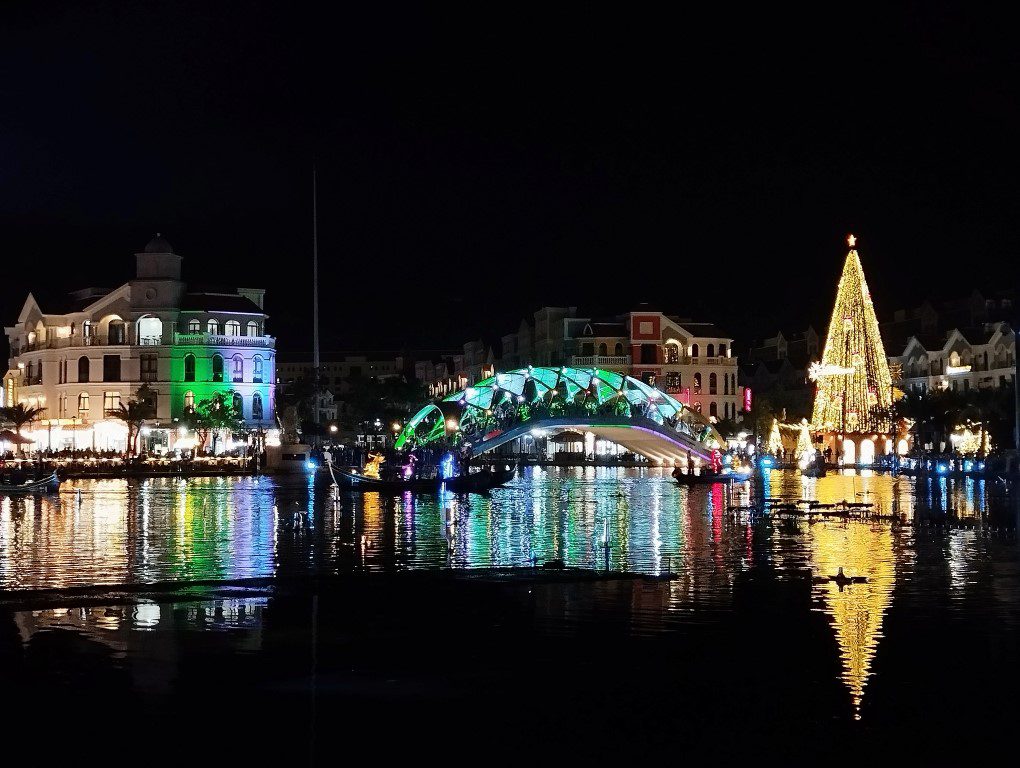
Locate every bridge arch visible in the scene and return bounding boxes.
[395,366,724,463]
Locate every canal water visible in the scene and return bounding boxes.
[2,468,1019,762]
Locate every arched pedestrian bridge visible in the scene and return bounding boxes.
[395,366,724,464]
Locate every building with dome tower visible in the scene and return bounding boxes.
[3,235,276,453]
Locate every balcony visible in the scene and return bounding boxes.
[571,355,631,368]
[695,356,737,366]
[174,332,276,349]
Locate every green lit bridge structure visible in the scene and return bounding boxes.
[395,366,725,465]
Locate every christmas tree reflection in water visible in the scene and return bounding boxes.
[810,521,895,718]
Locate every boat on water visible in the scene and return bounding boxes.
[332,464,517,494]
[673,470,743,486]
[0,471,60,494]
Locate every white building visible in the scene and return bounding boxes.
[889,322,1016,395]
[3,235,276,452]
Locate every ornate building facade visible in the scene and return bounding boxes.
[3,236,275,452]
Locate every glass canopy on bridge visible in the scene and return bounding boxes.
[394,366,720,453]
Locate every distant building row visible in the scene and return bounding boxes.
[415,306,743,422]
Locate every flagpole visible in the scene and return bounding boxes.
[312,166,320,423]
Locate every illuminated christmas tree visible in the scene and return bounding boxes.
[811,235,893,433]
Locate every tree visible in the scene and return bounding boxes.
[811,236,894,433]
[0,403,46,454]
[105,386,156,456]
[181,392,244,454]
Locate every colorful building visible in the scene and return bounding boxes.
[3,235,275,452]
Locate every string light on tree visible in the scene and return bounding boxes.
[810,234,894,434]
[767,417,783,455]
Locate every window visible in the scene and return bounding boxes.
[103,355,121,382]
[598,343,607,356]
[232,392,244,417]
[665,372,682,393]
[82,320,92,339]
[212,355,224,382]
[719,344,727,357]
[641,372,656,386]
[252,392,264,421]
[640,344,656,364]
[103,391,121,413]
[78,392,90,416]
[247,321,259,336]
[710,402,718,418]
[707,343,715,357]
[232,354,244,383]
[184,354,196,382]
[582,342,594,356]
[695,402,702,413]
[207,319,219,335]
[184,391,195,412]
[693,372,702,394]
[691,344,699,357]
[108,321,126,345]
[664,344,680,364]
[188,318,201,333]
[709,372,717,394]
[614,342,623,356]
[141,353,158,382]
[253,356,264,383]
[225,320,241,336]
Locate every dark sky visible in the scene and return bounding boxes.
[2,2,1017,358]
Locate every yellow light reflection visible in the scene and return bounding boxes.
[810,521,895,717]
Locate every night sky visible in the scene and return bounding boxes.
[2,2,1017,358]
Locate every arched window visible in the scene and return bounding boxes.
[709,372,718,394]
[212,355,224,382]
[719,344,727,357]
[252,392,264,421]
[246,321,259,336]
[232,392,244,417]
[707,343,715,357]
[188,318,201,333]
[82,320,92,340]
[598,343,607,356]
[614,342,623,356]
[207,319,219,335]
[184,354,196,382]
[695,402,702,413]
[225,320,241,336]
[78,356,90,383]
[184,391,195,412]
[232,354,244,383]
[691,344,699,357]
[253,355,264,383]
[108,320,125,345]
[78,392,90,416]
[664,343,680,364]
[710,402,718,418]
[693,372,702,393]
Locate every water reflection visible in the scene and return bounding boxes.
[809,522,896,716]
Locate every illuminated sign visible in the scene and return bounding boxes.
[743,387,753,413]
[946,365,972,375]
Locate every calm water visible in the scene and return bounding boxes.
[3,468,1020,761]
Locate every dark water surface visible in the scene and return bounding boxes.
[2,468,1019,762]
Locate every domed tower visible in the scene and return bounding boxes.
[136,233,182,280]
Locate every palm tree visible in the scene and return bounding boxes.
[106,395,155,457]
[0,403,46,454]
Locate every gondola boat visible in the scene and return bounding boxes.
[332,464,516,494]
[0,471,60,494]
